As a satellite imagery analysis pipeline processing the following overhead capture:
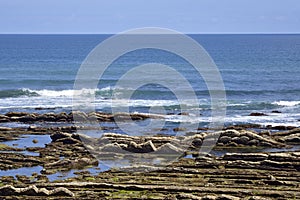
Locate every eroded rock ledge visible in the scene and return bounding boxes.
[0,185,74,197]
[0,111,162,123]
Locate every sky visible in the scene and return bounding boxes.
[0,0,299,34]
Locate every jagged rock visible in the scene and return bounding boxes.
[70,111,88,122]
[155,143,184,155]
[0,185,74,196]
[140,140,157,152]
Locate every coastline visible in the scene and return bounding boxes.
[1,111,300,199]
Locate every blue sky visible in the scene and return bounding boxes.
[0,0,299,33]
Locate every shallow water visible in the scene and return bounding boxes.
[47,163,110,182]
[0,166,43,178]
[0,162,110,182]
[3,134,51,149]
[0,150,39,156]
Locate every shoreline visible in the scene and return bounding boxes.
[0,111,300,199]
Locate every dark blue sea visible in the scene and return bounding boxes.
[0,34,299,129]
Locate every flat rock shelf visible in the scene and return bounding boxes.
[0,112,300,199]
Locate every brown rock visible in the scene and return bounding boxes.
[249,112,268,116]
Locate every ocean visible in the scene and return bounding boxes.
[0,34,300,131]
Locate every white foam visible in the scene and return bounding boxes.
[26,88,98,97]
[273,101,300,107]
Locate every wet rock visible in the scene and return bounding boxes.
[27,125,37,131]
[260,141,273,147]
[173,127,186,132]
[34,107,53,110]
[191,138,203,148]
[130,113,149,120]
[0,176,15,185]
[244,131,283,147]
[268,153,296,162]
[19,114,36,122]
[44,157,98,171]
[56,112,69,121]
[233,135,250,145]
[32,139,38,144]
[177,112,189,116]
[16,175,31,184]
[261,160,294,169]
[275,125,294,130]
[272,128,300,137]
[50,132,73,142]
[225,124,262,130]
[218,136,231,144]
[0,126,12,131]
[260,130,271,136]
[227,142,239,147]
[5,112,28,117]
[140,140,157,152]
[223,153,268,161]
[271,110,282,113]
[0,115,10,122]
[56,137,81,145]
[221,130,240,138]
[0,152,42,170]
[283,133,300,143]
[247,139,259,146]
[249,112,268,116]
[70,111,88,122]
[37,113,57,122]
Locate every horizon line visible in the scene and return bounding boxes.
[1,32,300,35]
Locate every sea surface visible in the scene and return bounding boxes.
[0,34,300,131]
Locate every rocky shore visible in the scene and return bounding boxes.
[0,111,300,199]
